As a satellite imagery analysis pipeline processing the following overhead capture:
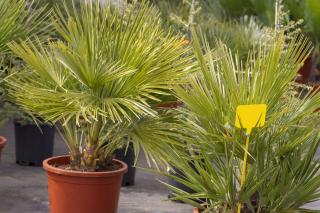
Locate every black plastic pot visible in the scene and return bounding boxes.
[167,165,195,202]
[115,143,136,186]
[14,122,55,166]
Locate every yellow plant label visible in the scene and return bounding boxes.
[235,104,267,133]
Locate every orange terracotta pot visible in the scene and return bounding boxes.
[297,57,313,83]
[194,208,199,213]
[0,136,7,160]
[43,155,128,213]
[154,101,183,109]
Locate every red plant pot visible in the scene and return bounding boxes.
[154,101,183,109]
[297,57,312,83]
[43,156,128,213]
[0,136,7,160]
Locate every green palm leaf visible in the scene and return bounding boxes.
[0,0,51,54]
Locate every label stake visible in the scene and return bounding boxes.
[235,104,267,213]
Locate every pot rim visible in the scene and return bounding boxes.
[14,121,53,128]
[43,155,128,178]
[0,136,7,147]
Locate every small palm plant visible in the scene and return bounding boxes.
[153,0,274,60]
[6,0,192,171]
[160,29,320,212]
[0,0,51,123]
[201,16,273,59]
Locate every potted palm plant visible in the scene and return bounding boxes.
[159,28,320,213]
[0,0,51,160]
[6,0,191,212]
[153,0,275,201]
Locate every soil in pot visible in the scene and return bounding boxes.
[43,156,128,213]
[15,122,55,166]
[114,143,136,186]
[0,136,7,160]
[193,192,266,213]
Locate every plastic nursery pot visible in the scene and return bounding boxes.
[154,101,183,109]
[297,57,312,83]
[168,164,197,202]
[14,122,55,166]
[0,136,7,160]
[114,143,136,186]
[43,156,128,213]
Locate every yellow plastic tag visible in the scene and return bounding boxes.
[235,104,267,213]
[235,104,267,134]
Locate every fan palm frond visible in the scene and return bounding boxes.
[0,0,51,54]
[6,0,192,170]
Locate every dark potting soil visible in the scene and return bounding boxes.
[54,160,122,172]
[197,193,266,213]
